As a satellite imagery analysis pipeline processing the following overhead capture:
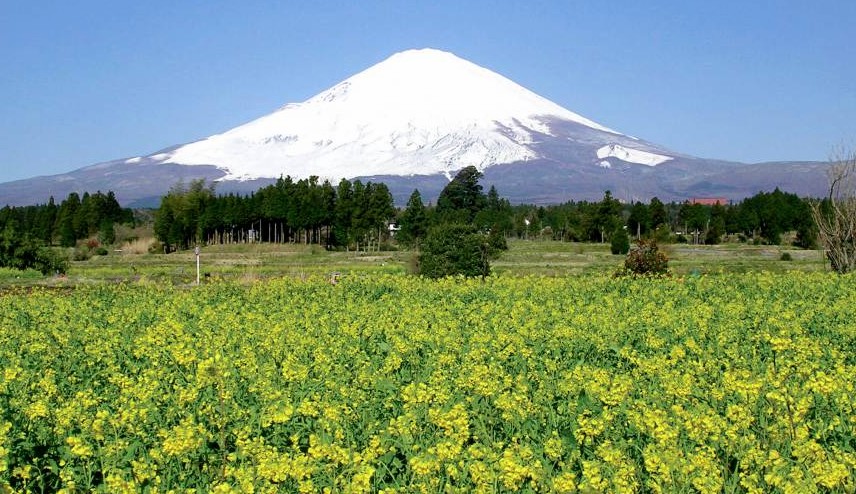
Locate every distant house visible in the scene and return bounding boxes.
[690,197,728,206]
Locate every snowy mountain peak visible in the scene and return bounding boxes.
[163,48,642,181]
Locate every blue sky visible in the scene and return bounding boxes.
[1,0,854,184]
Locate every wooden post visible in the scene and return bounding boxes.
[195,245,201,286]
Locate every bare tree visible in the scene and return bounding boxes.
[810,147,856,273]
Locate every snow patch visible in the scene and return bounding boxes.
[596,144,672,167]
[598,160,612,168]
[125,157,142,164]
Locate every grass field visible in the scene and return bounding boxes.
[0,239,832,288]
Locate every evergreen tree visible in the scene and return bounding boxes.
[649,197,668,230]
[610,225,630,254]
[57,192,81,247]
[627,201,650,238]
[35,196,58,244]
[397,189,428,247]
[705,203,727,244]
[587,191,622,242]
[678,202,708,235]
[435,166,486,224]
[475,185,514,235]
[333,178,355,247]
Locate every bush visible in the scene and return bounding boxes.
[652,224,672,244]
[35,247,69,275]
[0,228,68,275]
[620,239,669,277]
[705,229,722,245]
[73,246,92,261]
[610,227,630,255]
[418,224,490,279]
[149,240,165,254]
[487,229,508,254]
[780,252,793,261]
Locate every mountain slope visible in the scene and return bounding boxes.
[0,48,830,206]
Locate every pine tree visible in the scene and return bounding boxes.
[649,197,668,230]
[435,166,486,225]
[398,189,428,247]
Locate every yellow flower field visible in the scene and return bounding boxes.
[1,273,855,492]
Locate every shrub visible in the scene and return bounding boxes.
[780,252,793,261]
[35,247,69,275]
[487,229,508,254]
[610,226,630,255]
[148,240,165,254]
[620,239,669,276]
[73,247,92,261]
[0,227,68,275]
[652,224,672,244]
[418,224,490,279]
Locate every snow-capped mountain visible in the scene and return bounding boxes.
[160,48,654,180]
[0,48,829,206]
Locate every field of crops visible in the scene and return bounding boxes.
[1,272,855,493]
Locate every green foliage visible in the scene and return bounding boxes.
[154,179,216,250]
[487,228,508,253]
[0,190,129,251]
[794,219,818,249]
[583,190,622,242]
[610,226,630,255]
[418,224,491,278]
[627,201,650,237]
[396,189,428,247]
[474,185,514,236]
[621,238,669,276]
[0,224,68,275]
[678,202,708,233]
[98,219,116,245]
[737,188,809,244]
[154,177,396,251]
[648,197,669,229]
[705,203,726,244]
[651,223,672,244]
[34,246,69,274]
[434,166,486,224]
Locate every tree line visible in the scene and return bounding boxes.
[503,188,815,247]
[153,176,396,252]
[153,172,821,253]
[0,191,132,273]
[0,191,132,247]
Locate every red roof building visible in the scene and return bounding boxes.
[690,197,728,206]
